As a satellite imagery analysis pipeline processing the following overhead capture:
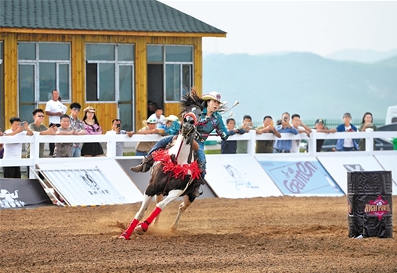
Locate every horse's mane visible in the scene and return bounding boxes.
[179,89,204,116]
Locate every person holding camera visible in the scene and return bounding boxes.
[105,119,134,156]
[236,115,254,154]
[1,117,33,178]
[273,112,299,153]
[358,112,377,151]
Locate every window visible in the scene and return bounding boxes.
[18,42,71,102]
[147,45,193,102]
[86,44,134,102]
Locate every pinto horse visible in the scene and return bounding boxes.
[119,94,203,240]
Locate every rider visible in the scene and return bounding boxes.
[130,91,229,181]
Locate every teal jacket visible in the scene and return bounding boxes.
[196,108,228,141]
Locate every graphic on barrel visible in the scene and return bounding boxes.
[348,171,393,238]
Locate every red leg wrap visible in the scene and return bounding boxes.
[120,219,139,240]
[145,206,162,225]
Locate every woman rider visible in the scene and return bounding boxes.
[130,91,229,180]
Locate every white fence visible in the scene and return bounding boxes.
[0,130,396,168]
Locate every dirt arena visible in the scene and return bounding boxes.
[1,196,396,272]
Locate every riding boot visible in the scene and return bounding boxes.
[130,154,154,172]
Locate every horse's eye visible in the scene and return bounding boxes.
[189,119,195,124]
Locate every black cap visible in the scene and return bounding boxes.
[315,118,324,124]
[343,112,352,118]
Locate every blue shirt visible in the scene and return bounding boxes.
[273,125,299,151]
[335,123,358,151]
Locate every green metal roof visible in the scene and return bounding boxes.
[0,0,226,35]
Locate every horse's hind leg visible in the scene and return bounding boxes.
[135,190,183,235]
[153,194,164,225]
[119,194,152,240]
[171,195,192,231]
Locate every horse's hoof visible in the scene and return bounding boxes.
[134,222,148,235]
[118,232,130,240]
[171,225,178,232]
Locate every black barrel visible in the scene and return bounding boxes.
[348,171,393,238]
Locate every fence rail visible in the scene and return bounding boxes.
[0,130,396,168]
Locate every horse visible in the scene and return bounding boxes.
[119,92,204,240]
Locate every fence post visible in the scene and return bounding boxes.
[247,130,256,156]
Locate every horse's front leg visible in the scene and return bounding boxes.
[153,194,164,225]
[135,189,183,235]
[119,194,152,240]
[171,195,192,231]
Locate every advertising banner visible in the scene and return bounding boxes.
[206,155,282,198]
[374,154,397,194]
[0,179,52,209]
[256,156,344,196]
[317,156,386,194]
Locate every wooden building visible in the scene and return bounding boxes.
[0,0,226,131]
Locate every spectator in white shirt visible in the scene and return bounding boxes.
[45,89,66,156]
[1,117,33,178]
[149,106,166,125]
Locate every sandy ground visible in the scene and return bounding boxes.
[1,196,396,273]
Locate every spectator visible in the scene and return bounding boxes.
[273,112,299,153]
[221,118,246,154]
[45,89,66,156]
[147,101,157,117]
[358,112,377,151]
[105,119,134,157]
[81,106,104,157]
[336,112,358,151]
[255,116,281,153]
[290,114,312,153]
[69,102,86,157]
[1,117,33,178]
[149,106,166,125]
[134,118,165,156]
[158,115,180,136]
[54,114,77,157]
[236,115,254,154]
[26,109,57,158]
[0,143,3,159]
[312,118,336,152]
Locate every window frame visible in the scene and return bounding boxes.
[85,43,135,103]
[17,42,72,103]
[163,45,194,103]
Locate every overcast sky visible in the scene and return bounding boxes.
[160,1,397,56]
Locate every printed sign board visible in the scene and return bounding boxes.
[206,155,282,198]
[256,156,344,196]
[38,158,143,205]
[0,179,52,209]
[374,154,397,194]
[317,156,385,194]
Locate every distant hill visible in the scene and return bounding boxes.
[202,52,397,123]
[325,49,397,63]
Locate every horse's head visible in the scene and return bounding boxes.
[181,105,202,138]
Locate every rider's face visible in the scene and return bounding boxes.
[207,99,220,113]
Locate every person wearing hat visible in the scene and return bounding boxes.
[81,106,104,157]
[312,118,336,152]
[134,118,165,156]
[130,91,228,181]
[158,114,181,136]
[69,102,86,157]
[335,112,358,151]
